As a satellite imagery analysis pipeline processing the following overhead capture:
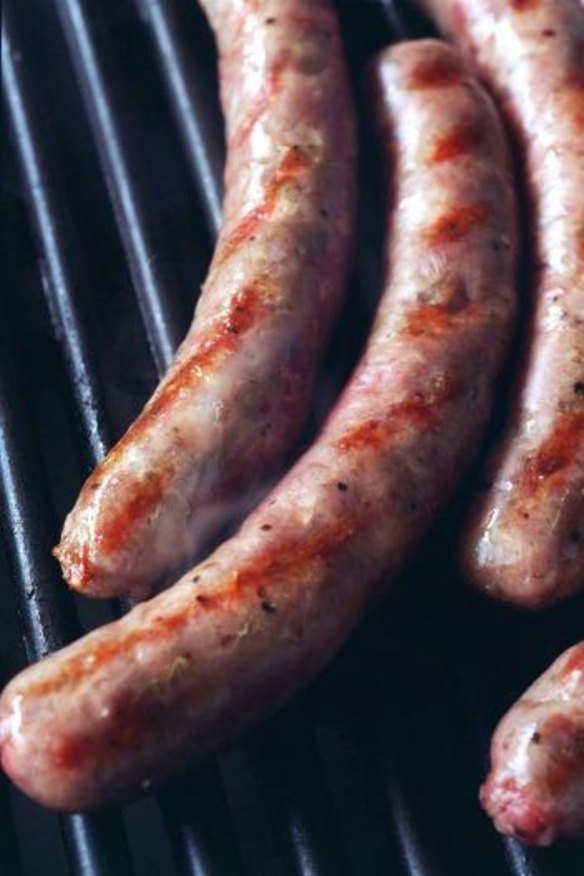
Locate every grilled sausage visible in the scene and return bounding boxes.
[0,41,517,811]
[53,0,357,600]
[481,643,584,845]
[415,0,584,607]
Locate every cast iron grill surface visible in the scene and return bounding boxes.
[1,1,582,874]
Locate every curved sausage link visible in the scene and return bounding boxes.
[416,0,584,607]
[481,643,584,845]
[0,41,517,811]
[54,0,357,600]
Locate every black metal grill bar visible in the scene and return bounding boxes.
[157,765,243,876]
[0,329,134,876]
[136,0,224,237]
[377,0,410,39]
[376,752,445,876]
[50,0,187,372]
[240,719,352,876]
[0,349,78,657]
[3,0,344,868]
[504,840,544,876]
[447,635,545,876]
[2,6,244,875]
[0,772,22,876]
[10,0,344,865]
[2,9,110,465]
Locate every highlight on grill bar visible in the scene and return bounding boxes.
[136,0,225,235]
[1,0,582,874]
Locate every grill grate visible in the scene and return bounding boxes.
[2,1,583,874]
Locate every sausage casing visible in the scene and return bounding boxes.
[416,0,584,607]
[54,0,357,600]
[0,41,517,811]
[481,643,584,845]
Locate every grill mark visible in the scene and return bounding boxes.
[27,369,468,705]
[216,208,266,264]
[337,419,385,452]
[87,276,276,554]
[425,204,490,246]
[563,65,584,131]
[217,145,311,266]
[561,645,584,680]
[54,716,148,771]
[97,469,169,555]
[53,653,197,770]
[401,301,478,338]
[28,516,358,710]
[337,373,462,452]
[516,412,584,496]
[510,0,540,10]
[430,120,484,163]
[29,407,468,761]
[123,279,273,437]
[408,54,464,90]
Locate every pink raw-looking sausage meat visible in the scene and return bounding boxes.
[481,642,584,845]
[415,0,584,607]
[54,0,357,600]
[0,40,517,811]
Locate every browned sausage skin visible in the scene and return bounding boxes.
[54,0,357,600]
[415,0,584,607]
[0,41,517,811]
[481,643,584,845]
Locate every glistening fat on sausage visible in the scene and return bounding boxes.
[415,0,584,607]
[0,40,517,811]
[54,0,357,600]
[481,642,584,845]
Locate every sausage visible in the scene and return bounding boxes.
[53,0,357,600]
[0,40,517,811]
[414,0,584,607]
[481,643,584,845]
